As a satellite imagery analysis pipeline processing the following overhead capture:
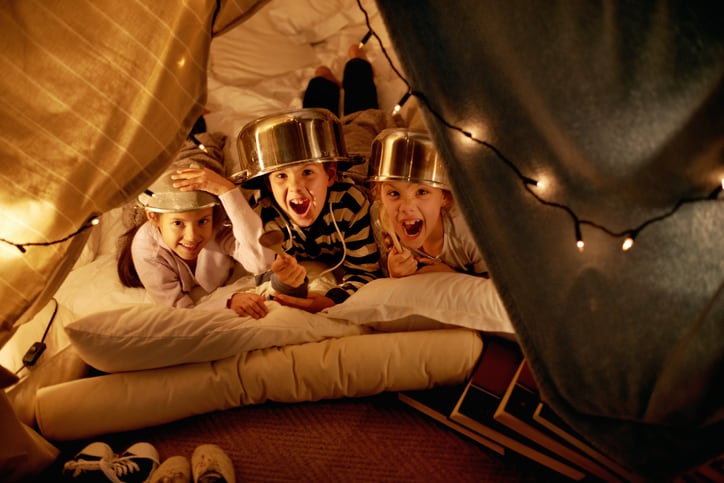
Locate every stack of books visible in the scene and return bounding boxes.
[399,335,635,481]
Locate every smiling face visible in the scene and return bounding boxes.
[379,180,450,252]
[147,208,214,261]
[267,162,336,227]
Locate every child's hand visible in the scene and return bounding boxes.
[387,247,418,278]
[172,167,235,197]
[227,292,268,319]
[274,292,335,313]
[271,254,307,288]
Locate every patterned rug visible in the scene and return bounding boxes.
[43,393,568,482]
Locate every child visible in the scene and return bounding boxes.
[367,128,489,278]
[232,107,383,314]
[117,131,273,313]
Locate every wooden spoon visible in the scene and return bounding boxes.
[258,230,286,256]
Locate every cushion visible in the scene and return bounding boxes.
[323,272,515,335]
[64,301,366,373]
[36,328,482,441]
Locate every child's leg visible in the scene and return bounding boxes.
[303,67,341,117]
[343,56,378,115]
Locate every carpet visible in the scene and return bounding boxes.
[40,392,570,482]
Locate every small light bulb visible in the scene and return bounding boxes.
[90,217,100,226]
[576,240,584,252]
[358,31,372,48]
[392,91,411,115]
[622,237,634,251]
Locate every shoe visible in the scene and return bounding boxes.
[62,441,159,483]
[191,444,235,483]
[113,442,160,483]
[149,455,191,483]
[62,441,115,482]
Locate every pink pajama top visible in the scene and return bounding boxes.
[131,188,274,307]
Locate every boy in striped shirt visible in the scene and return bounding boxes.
[228,109,382,315]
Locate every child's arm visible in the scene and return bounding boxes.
[217,190,276,275]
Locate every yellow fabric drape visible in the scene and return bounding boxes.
[0,1,266,479]
[0,0,265,345]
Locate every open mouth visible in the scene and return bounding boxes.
[401,219,423,237]
[289,197,311,216]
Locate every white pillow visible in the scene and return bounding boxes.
[323,272,515,334]
[65,302,366,373]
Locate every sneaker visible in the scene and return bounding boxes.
[191,444,235,483]
[113,442,160,483]
[62,441,115,482]
[149,455,191,483]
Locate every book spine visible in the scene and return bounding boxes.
[495,361,628,482]
[449,337,587,481]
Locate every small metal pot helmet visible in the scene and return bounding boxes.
[233,108,359,190]
[368,129,450,190]
[137,159,219,213]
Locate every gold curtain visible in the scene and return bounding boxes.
[0,2,266,479]
[0,0,267,345]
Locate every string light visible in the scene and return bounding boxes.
[355,0,723,253]
[574,223,584,252]
[392,91,411,114]
[358,30,372,48]
[522,176,539,187]
[1,214,100,253]
[3,125,214,256]
[189,133,207,153]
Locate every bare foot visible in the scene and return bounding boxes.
[314,66,341,87]
[348,44,368,61]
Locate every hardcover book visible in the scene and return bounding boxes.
[495,359,633,482]
[448,336,587,481]
[398,384,505,455]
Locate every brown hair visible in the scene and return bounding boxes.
[117,224,143,288]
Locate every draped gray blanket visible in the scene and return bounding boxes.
[375,1,723,479]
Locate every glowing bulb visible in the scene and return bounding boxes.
[522,176,539,187]
[358,31,372,48]
[622,237,634,251]
[197,143,207,152]
[392,91,411,115]
[90,217,100,226]
[574,222,583,252]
